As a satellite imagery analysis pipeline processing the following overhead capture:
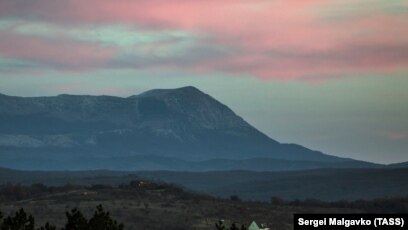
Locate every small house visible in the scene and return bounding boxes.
[248,221,270,230]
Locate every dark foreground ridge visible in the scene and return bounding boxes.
[1,167,408,202]
[1,179,407,230]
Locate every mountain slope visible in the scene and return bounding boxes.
[388,161,408,168]
[0,86,370,170]
[0,154,382,171]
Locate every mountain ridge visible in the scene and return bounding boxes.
[0,86,375,170]
[388,161,408,168]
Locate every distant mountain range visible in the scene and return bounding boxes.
[0,86,386,170]
[388,161,408,168]
[1,167,407,201]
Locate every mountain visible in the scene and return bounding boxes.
[0,86,374,170]
[388,161,408,168]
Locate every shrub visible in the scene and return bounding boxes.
[0,205,124,230]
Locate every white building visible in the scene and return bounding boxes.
[248,221,271,230]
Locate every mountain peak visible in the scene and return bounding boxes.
[174,86,201,92]
[135,86,204,98]
[132,86,251,131]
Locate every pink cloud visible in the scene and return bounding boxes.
[0,31,116,71]
[0,0,407,80]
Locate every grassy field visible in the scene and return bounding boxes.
[2,182,407,230]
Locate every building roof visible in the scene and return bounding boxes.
[248,221,260,230]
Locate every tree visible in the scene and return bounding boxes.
[37,222,56,230]
[1,208,35,230]
[215,220,226,230]
[270,196,285,206]
[63,208,88,230]
[1,206,124,230]
[230,223,239,230]
[215,221,247,230]
[229,195,241,202]
[88,205,123,230]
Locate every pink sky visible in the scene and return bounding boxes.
[0,0,407,80]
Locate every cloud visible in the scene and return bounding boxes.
[0,20,231,72]
[0,0,407,80]
[0,31,117,71]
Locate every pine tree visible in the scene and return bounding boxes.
[88,205,123,230]
[0,206,124,230]
[37,222,56,230]
[63,208,88,230]
[215,220,226,230]
[230,223,239,230]
[1,208,35,230]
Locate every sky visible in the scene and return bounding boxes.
[0,0,407,163]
